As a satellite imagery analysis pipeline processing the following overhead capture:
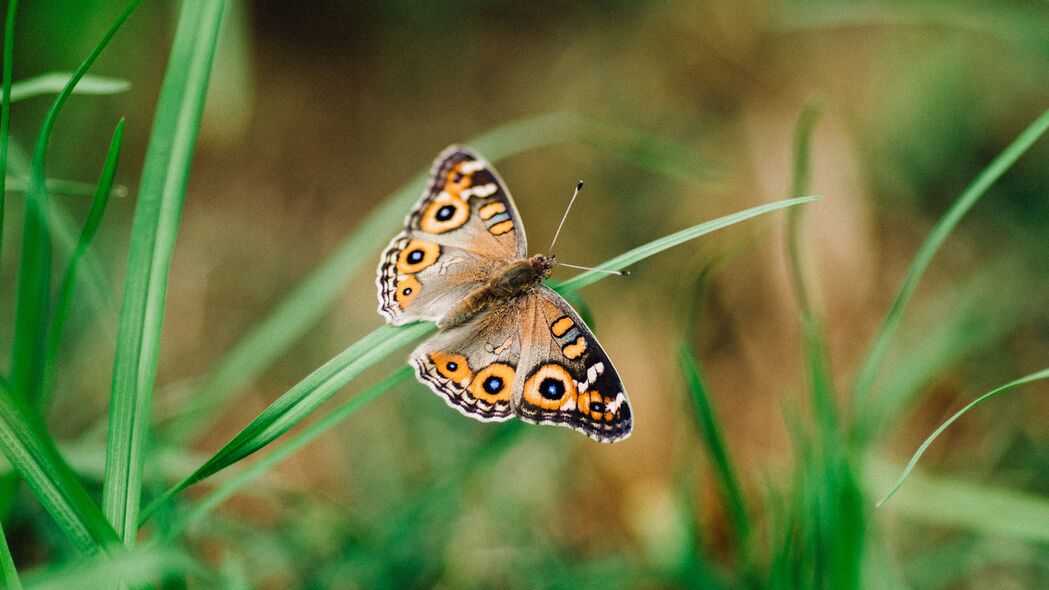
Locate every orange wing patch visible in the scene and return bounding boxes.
[479,201,507,220]
[561,336,588,360]
[468,363,515,405]
[577,390,617,423]
[550,316,574,337]
[488,220,514,235]
[394,275,421,308]
[396,239,441,274]
[522,364,578,411]
[429,352,472,384]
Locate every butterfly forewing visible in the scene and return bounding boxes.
[512,286,633,442]
[376,146,528,325]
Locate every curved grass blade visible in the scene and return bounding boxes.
[143,194,819,521]
[0,380,119,553]
[876,367,1049,507]
[0,0,16,268]
[166,113,717,441]
[142,324,431,522]
[102,0,226,544]
[0,519,21,590]
[9,0,140,406]
[10,72,130,103]
[5,175,127,198]
[161,366,413,539]
[678,343,754,574]
[41,119,123,408]
[784,103,839,440]
[851,108,1049,414]
[554,195,821,293]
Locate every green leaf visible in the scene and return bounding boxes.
[0,518,22,590]
[9,72,130,103]
[678,343,754,574]
[22,546,194,590]
[0,379,119,553]
[144,194,818,521]
[162,367,414,539]
[876,368,1049,506]
[42,119,123,408]
[102,0,227,544]
[850,107,1049,413]
[554,195,821,293]
[9,0,139,405]
[0,0,17,267]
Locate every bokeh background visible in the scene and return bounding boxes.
[1,0,1048,588]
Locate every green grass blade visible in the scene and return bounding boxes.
[677,343,754,573]
[143,324,431,521]
[851,108,1049,412]
[9,72,130,103]
[0,518,22,590]
[0,0,16,268]
[9,0,140,406]
[876,367,1049,506]
[163,366,413,539]
[5,175,127,198]
[554,195,821,293]
[41,119,123,408]
[784,103,840,441]
[0,380,119,553]
[102,0,226,544]
[22,546,193,590]
[146,195,818,520]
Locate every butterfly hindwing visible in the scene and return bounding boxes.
[410,298,527,421]
[377,146,527,325]
[512,286,633,443]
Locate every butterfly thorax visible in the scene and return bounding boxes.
[437,254,556,329]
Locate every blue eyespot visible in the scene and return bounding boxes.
[539,377,565,400]
[483,376,503,394]
[435,205,456,221]
[407,249,424,264]
[446,361,458,371]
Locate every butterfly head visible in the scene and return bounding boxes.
[530,254,557,281]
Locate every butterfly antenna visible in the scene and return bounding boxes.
[557,262,630,276]
[548,180,584,253]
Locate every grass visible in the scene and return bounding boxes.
[1,1,1048,587]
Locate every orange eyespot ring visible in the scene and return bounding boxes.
[396,240,440,274]
[523,364,577,410]
[429,352,472,384]
[394,275,421,308]
[420,197,469,234]
[468,363,515,404]
[444,163,473,196]
[577,390,615,422]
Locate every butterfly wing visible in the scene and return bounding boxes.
[377,146,527,325]
[410,297,527,421]
[512,286,633,443]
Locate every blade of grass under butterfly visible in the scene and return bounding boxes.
[141,323,431,522]
[0,0,16,268]
[0,519,21,590]
[9,0,139,407]
[143,195,819,521]
[678,343,754,574]
[0,380,119,553]
[165,112,715,442]
[102,0,226,544]
[850,107,1049,413]
[10,72,130,103]
[876,367,1049,506]
[41,119,123,408]
[554,195,821,294]
[162,366,414,539]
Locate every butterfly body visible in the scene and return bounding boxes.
[376,146,632,442]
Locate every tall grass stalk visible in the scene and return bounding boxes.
[102,0,226,544]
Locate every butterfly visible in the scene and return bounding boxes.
[376,146,633,442]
